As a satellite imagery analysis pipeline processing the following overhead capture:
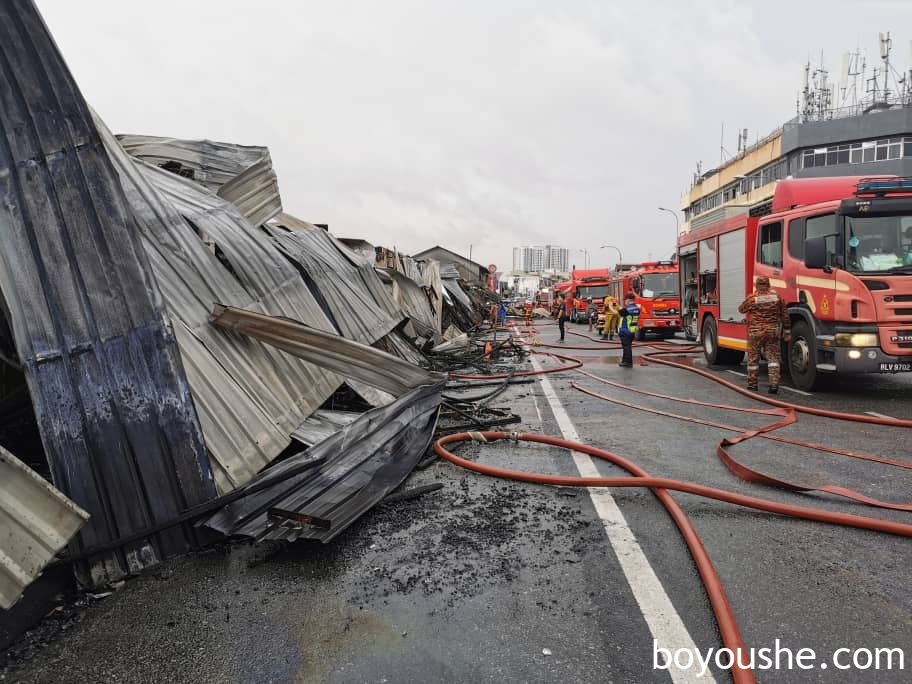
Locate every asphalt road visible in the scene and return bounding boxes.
[3,320,910,683]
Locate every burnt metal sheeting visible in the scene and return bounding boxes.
[98,121,344,494]
[290,410,361,447]
[443,278,474,312]
[0,447,88,609]
[203,379,442,543]
[210,305,439,396]
[0,0,217,585]
[117,135,282,227]
[379,270,438,339]
[374,330,428,367]
[265,214,403,346]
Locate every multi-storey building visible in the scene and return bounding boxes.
[512,245,569,273]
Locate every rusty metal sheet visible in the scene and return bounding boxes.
[0,0,217,585]
[116,135,282,227]
[0,447,88,609]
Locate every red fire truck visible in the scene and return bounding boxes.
[567,268,612,323]
[676,176,912,390]
[606,261,682,339]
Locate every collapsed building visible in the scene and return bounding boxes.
[0,0,492,608]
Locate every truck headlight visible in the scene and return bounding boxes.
[835,333,878,347]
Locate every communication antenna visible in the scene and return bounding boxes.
[880,31,892,101]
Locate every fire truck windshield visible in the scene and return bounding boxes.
[640,273,679,298]
[577,285,611,299]
[845,215,912,273]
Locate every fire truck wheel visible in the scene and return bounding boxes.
[787,320,818,391]
[636,328,646,341]
[702,317,720,364]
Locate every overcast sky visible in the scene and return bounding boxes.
[37,0,912,272]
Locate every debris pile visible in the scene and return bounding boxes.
[0,0,494,608]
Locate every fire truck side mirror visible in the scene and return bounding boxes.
[804,236,827,270]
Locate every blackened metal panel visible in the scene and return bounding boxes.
[0,0,216,584]
[203,381,442,543]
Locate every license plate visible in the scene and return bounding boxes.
[879,361,912,373]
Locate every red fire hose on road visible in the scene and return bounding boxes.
[435,322,912,683]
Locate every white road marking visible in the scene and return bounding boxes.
[530,354,713,683]
[726,370,812,396]
[531,389,544,423]
[866,411,896,420]
[779,385,812,397]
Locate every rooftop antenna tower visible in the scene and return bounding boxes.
[880,31,892,103]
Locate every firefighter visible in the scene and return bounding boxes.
[737,275,791,394]
[617,292,639,367]
[586,297,597,331]
[555,295,567,342]
[602,295,620,340]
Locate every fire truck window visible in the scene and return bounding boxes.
[788,217,806,259]
[806,213,838,266]
[698,238,716,273]
[758,221,783,267]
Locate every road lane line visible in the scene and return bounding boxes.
[531,389,543,423]
[726,370,812,396]
[531,354,712,683]
[866,411,896,420]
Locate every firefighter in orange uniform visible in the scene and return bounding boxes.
[737,275,791,394]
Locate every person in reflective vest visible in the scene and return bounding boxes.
[617,293,639,367]
[737,275,790,393]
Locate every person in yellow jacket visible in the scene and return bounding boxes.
[601,295,620,340]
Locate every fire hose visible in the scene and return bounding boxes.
[435,321,912,683]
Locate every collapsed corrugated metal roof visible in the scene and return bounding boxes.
[0,447,88,609]
[0,0,220,585]
[378,270,439,339]
[204,305,443,542]
[1,0,455,591]
[265,214,403,345]
[99,121,345,494]
[116,135,282,227]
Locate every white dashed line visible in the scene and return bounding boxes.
[530,354,713,684]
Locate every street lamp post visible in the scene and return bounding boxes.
[575,248,590,269]
[600,245,623,268]
[657,207,681,257]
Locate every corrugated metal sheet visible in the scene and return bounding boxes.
[116,135,282,227]
[0,447,88,608]
[438,263,462,280]
[290,410,361,447]
[0,0,218,585]
[378,270,438,338]
[210,305,437,396]
[443,279,474,312]
[265,214,404,345]
[203,380,442,543]
[98,121,345,494]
